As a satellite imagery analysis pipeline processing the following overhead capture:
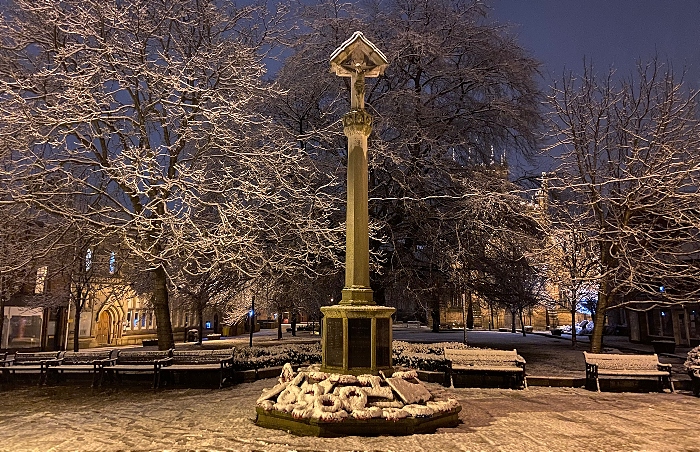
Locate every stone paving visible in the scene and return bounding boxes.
[1,328,698,451]
[1,380,699,451]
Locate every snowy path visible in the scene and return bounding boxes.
[1,380,698,451]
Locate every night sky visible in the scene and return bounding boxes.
[489,0,700,89]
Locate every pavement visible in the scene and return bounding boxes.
[1,377,699,451]
[392,327,694,380]
[1,328,698,452]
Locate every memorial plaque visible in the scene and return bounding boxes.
[376,317,391,367]
[348,318,371,368]
[326,318,344,367]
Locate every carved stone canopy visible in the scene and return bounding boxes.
[330,31,388,78]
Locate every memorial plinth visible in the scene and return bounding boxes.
[320,305,395,375]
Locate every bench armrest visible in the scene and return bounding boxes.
[221,356,234,367]
[0,358,14,367]
[159,357,173,367]
[45,358,64,367]
[99,358,118,367]
[516,355,526,365]
[657,363,672,371]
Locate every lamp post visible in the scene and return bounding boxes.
[249,294,255,347]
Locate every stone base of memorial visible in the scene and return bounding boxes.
[254,364,462,437]
[320,304,395,376]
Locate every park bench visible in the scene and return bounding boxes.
[101,349,172,388]
[158,349,234,388]
[583,351,674,392]
[0,351,61,385]
[445,348,527,389]
[44,349,115,386]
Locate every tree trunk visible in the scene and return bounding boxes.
[73,303,82,352]
[511,309,517,333]
[461,292,467,344]
[431,307,440,333]
[466,291,474,329]
[152,266,175,350]
[590,287,610,353]
[489,302,494,330]
[519,308,526,337]
[0,292,5,350]
[53,307,66,351]
[197,305,204,345]
[571,306,577,348]
[277,310,282,340]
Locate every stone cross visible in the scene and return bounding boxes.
[321,32,394,376]
[329,31,388,306]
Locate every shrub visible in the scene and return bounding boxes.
[231,340,473,372]
[232,343,321,370]
[684,345,700,370]
[392,341,470,372]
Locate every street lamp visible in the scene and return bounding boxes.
[249,294,255,347]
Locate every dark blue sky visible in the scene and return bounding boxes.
[489,0,700,89]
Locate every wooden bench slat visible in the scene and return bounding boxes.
[159,349,234,389]
[445,348,526,389]
[583,351,673,392]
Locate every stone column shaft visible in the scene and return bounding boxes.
[341,89,373,305]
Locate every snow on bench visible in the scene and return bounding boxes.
[0,351,61,385]
[45,349,115,386]
[444,348,527,389]
[101,349,173,388]
[583,351,674,392]
[159,349,234,389]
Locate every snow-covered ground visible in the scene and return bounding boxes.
[2,329,695,451]
[1,379,698,451]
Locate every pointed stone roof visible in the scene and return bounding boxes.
[330,31,388,77]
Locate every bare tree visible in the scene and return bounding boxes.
[0,0,338,349]
[170,259,246,345]
[547,59,700,352]
[0,205,42,347]
[272,0,543,328]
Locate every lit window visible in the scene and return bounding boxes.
[141,313,146,327]
[35,266,47,294]
[109,252,116,274]
[85,248,92,271]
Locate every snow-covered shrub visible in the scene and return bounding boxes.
[232,340,472,372]
[392,341,469,372]
[232,343,321,370]
[684,346,700,370]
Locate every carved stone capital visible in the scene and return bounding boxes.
[343,109,372,137]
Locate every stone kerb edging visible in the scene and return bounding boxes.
[234,367,691,391]
[231,366,449,385]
